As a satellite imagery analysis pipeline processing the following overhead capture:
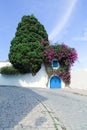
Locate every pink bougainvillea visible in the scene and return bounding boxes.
[44,48,54,62]
[44,44,78,65]
[57,70,71,84]
[43,43,78,84]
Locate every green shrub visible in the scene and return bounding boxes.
[0,66,22,75]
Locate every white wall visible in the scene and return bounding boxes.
[2,62,87,90]
[0,62,48,88]
[70,69,87,90]
[0,61,11,68]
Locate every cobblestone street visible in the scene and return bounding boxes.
[0,86,61,130]
[33,88,87,130]
[0,86,87,130]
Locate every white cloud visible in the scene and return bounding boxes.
[49,0,77,41]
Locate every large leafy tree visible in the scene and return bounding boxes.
[9,14,48,74]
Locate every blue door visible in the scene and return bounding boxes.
[50,76,61,88]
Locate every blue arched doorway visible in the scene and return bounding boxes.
[50,76,61,88]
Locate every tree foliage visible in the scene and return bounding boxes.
[9,14,48,74]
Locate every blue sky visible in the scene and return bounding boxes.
[0,0,87,70]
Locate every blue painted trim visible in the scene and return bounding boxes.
[52,59,59,70]
[50,76,61,88]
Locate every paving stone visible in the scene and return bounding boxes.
[33,88,87,130]
[0,86,62,130]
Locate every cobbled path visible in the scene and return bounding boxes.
[33,88,87,130]
[0,86,61,130]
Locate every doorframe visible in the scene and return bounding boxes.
[48,74,64,88]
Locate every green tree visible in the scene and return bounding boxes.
[9,14,48,74]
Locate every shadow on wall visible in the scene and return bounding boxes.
[0,86,47,129]
[0,64,48,88]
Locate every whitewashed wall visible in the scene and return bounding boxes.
[70,69,87,90]
[2,62,87,90]
[0,61,11,68]
[0,62,48,88]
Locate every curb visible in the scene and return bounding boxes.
[35,97,66,130]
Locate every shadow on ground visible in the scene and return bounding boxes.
[0,86,47,129]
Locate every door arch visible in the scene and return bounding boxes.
[50,76,61,88]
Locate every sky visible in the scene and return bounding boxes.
[0,0,87,70]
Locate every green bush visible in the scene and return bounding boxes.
[0,66,22,75]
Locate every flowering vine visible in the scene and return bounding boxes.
[42,41,78,85]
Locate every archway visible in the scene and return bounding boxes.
[50,76,61,88]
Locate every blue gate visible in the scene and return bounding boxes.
[50,76,61,88]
